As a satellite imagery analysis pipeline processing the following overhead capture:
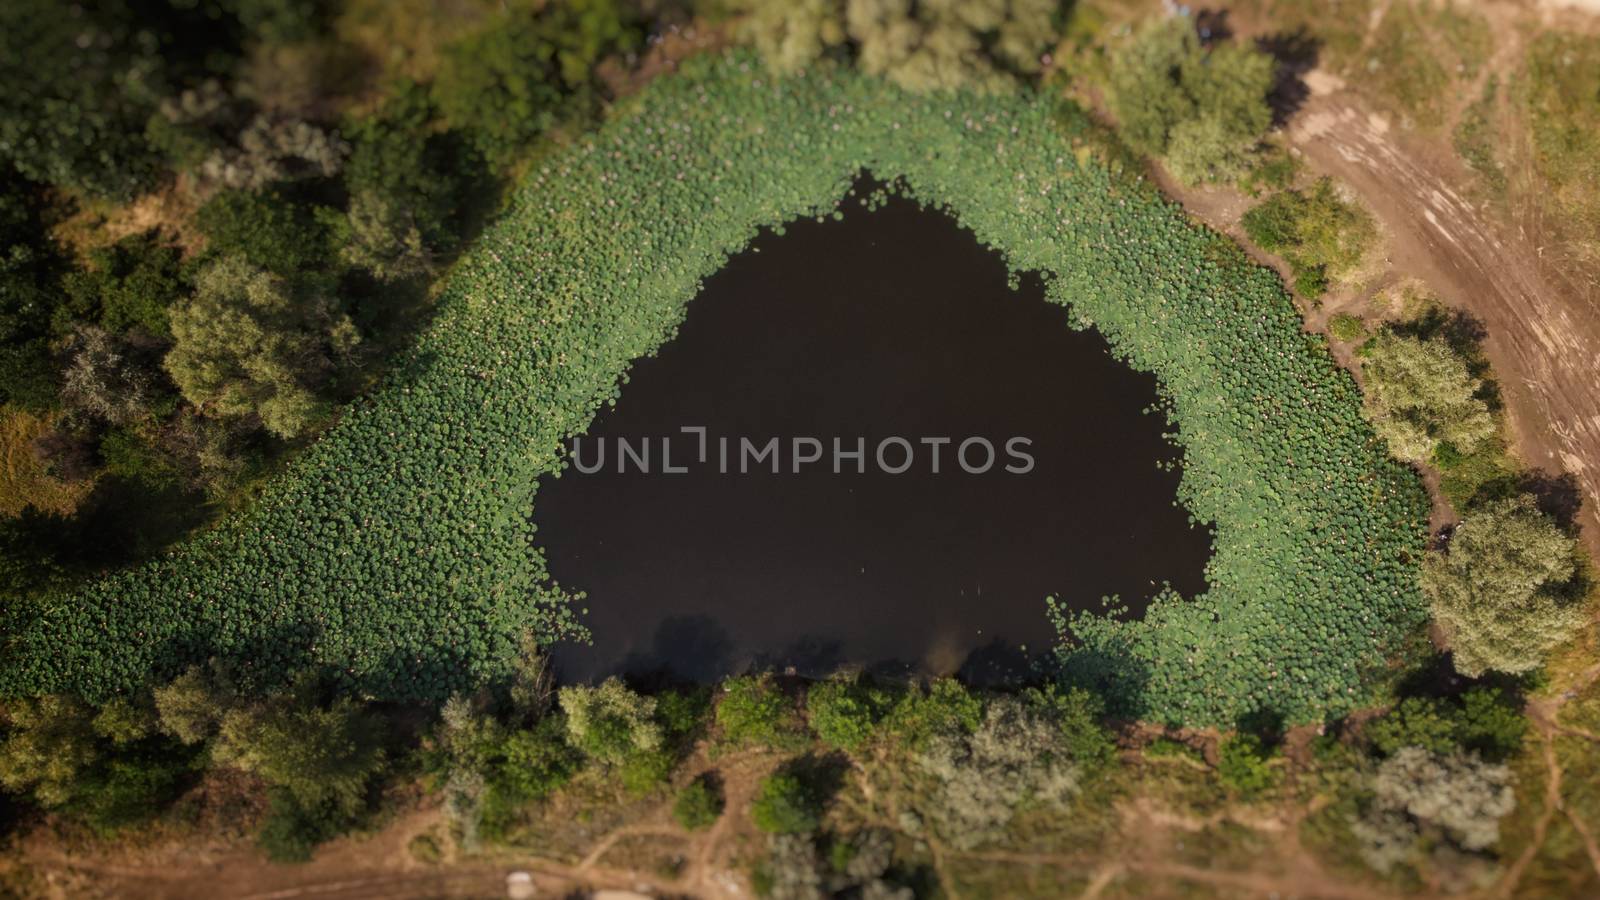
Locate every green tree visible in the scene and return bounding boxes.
[1107,16,1275,184]
[1242,178,1376,296]
[197,188,338,277]
[58,231,186,337]
[342,81,483,263]
[164,256,358,438]
[0,695,100,807]
[557,676,662,763]
[0,693,189,833]
[433,0,640,165]
[734,0,848,76]
[1361,329,1497,464]
[0,2,164,198]
[673,773,724,830]
[845,0,1061,93]
[717,674,804,749]
[751,769,823,834]
[1366,688,1526,762]
[216,696,388,819]
[153,665,236,745]
[0,172,65,409]
[1425,494,1585,676]
[1217,733,1279,797]
[806,675,889,751]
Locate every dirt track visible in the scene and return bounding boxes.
[1287,85,1600,555]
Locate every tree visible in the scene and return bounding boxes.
[717,674,804,748]
[673,773,724,830]
[1107,16,1276,184]
[196,188,339,277]
[806,675,889,751]
[752,769,824,834]
[845,0,1061,93]
[1361,329,1497,464]
[1217,733,1279,797]
[1425,494,1585,676]
[216,696,388,819]
[0,171,65,410]
[164,256,358,438]
[433,0,640,165]
[58,231,186,337]
[912,696,1081,849]
[1242,178,1376,295]
[557,677,661,763]
[0,2,164,198]
[0,695,101,807]
[1370,747,1514,852]
[1107,17,1198,157]
[341,80,484,277]
[153,665,236,745]
[199,114,347,191]
[59,325,161,426]
[736,0,848,76]
[1366,688,1526,762]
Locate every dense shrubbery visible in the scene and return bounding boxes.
[1425,494,1586,677]
[1359,328,1497,465]
[2,52,1428,726]
[433,0,641,165]
[1106,16,1277,185]
[1242,177,1376,296]
[732,0,1063,93]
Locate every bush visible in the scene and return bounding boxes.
[1425,494,1586,676]
[1366,688,1527,762]
[1365,746,1514,854]
[717,674,804,749]
[1242,178,1376,296]
[165,256,359,438]
[911,696,1082,849]
[58,231,186,338]
[673,773,724,830]
[558,677,662,764]
[806,675,890,751]
[1107,16,1275,184]
[433,0,639,165]
[216,695,388,821]
[196,188,339,277]
[884,678,981,748]
[1328,313,1365,343]
[752,769,823,834]
[258,787,350,863]
[1217,733,1278,798]
[1360,329,1497,464]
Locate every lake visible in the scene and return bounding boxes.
[535,181,1212,684]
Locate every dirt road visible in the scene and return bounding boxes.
[1287,86,1600,554]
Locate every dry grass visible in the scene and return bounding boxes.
[0,407,93,518]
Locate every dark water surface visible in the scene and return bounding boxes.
[536,185,1212,683]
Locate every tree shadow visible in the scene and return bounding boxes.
[956,637,1044,689]
[1518,470,1586,532]
[617,614,736,684]
[1255,28,1321,127]
[752,634,845,679]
